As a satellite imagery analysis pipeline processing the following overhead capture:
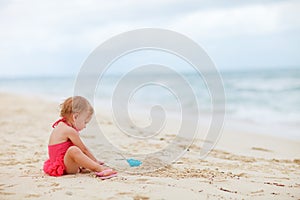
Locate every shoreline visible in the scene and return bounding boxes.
[0,92,299,199]
[1,69,300,142]
[94,95,300,141]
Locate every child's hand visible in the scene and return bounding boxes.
[79,167,90,173]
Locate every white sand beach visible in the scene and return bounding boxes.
[0,93,299,200]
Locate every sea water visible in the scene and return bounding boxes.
[1,67,299,139]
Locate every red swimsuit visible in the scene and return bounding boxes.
[43,118,76,176]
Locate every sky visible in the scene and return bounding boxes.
[0,0,300,77]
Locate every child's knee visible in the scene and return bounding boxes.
[67,146,81,156]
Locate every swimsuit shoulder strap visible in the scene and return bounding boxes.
[52,118,79,132]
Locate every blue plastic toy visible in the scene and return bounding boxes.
[126,158,142,167]
[117,153,142,167]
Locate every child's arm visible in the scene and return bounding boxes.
[66,129,98,162]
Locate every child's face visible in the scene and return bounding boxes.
[73,111,92,131]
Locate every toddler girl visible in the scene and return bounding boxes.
[43,96,117,179]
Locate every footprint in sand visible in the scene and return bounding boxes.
[0,191,16,195]
[133,195,150,200]
[293,159,300,164]
[25,193,41,198]
[115,192,149,200]
[251,147,272,152]
[250,189,264,196]
[117,192,132,195]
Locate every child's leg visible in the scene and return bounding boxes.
[64,146,105,174]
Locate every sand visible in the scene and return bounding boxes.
[0,92,299,200]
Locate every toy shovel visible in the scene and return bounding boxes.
[116,153,142,167]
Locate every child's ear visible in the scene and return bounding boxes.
[72,113,79,121]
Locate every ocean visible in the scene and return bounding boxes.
[1,67,299,139]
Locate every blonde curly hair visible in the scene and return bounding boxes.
[60,96,94,119]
